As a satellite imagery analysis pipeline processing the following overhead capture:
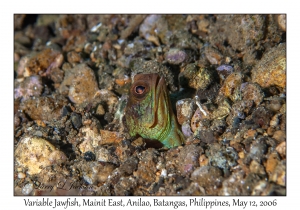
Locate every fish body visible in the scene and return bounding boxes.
[125,73,185,148]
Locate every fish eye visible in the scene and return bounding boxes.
[135,85,146,94]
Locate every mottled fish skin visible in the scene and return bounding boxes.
[125,73,185,148]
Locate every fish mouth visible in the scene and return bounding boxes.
[149,75,166,128]
[157,75,165,89]
[154,75,165,110]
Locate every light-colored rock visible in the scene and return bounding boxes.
[15,136,67,175]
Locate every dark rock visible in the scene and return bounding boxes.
[178,144,202,175]
[71,112,82,129]
[206,143,238,174]
[252,107,273,129]
[191,166,223,195]
[119,157,139,175]
[242,173,265,195]
[84,151,96,161]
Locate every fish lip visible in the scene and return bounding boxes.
[159,75,164,85]
[153,75,165,112]
[146,74,165,129]
[154,76,161,98]
[156,75,165,92]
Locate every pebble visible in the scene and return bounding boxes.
[14,14,26,30]
[78,127,102,153]
[280,114,286,131]
[22,183,34,195]
[133,148,158,184]
[178,144,201,175]
[83,119,92,126]
[249,140,267,163]
[220,170,245,195]
[71,112,82,129]
[176,99,195,125]
[204,46,223,65]
[84,151,96,161]
[270,114,280,127]
[241,83,264,106]
[113,68,131,87]
[99,130,123,145]
[191,166,223,194]
[194,129,216,144]
[139,15,163,46]
[120,15,146,39]
[243,129,258,139]
[96,147,114,163]
[252,43,286,88]
[206,143,238,173]
[96,104,105,115]
[93,90,119,113]
[179,63,212,90]
[280,103,286,114]
[35,120,46,128]
[18,172,26,179]
[161,169,167,177]
[49,67,65,86]
[209,15,265,52]
[165,48,187,65]
[276,141,286,159]
[197,18,210,33]
[267,127,275,136]
[199,154,209,166]
[252,107,273,129]
[14,75,43,101]
[67,51,82,64]
[277,14,286,31]
[20,95,67,121]
[249,160,266,175]
[190,107,210,132]
[229,100,253,122]
[83,162,115,184]
[272,130,286,143]
[67,64,100,104]
[251,180,268,196]
[15,136,66,175]
[216,65,233,81]
[238,151,245,159]
[119,157,139,175]
[24,48,63,77]
[267,100,282,112]
[114,143,132,163]
[114,176,137,196]
[216,64,233,73]
[63,34,87,52]
[168,30,201,50]
[131,137,145,148]
[16,56,29,78]
[78,139,94,153]
[265,152,280,175]
[211,98,231,120]
[219,72,243,102]
[270,160,286,186]
[181,121,194,138]
[243,173,264,195]
[115,75,131,89]
[48,150,67,165]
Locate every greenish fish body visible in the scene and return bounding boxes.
[125,73,185,148]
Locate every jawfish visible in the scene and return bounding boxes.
[125,73,185,148]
